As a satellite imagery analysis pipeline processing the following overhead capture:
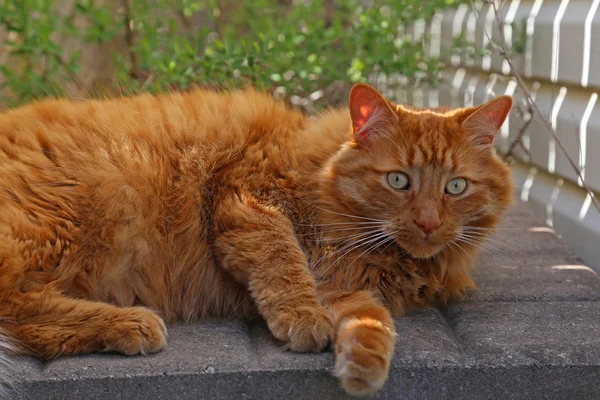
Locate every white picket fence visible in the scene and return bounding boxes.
[383,1,600,272]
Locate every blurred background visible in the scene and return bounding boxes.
[0,0,599,271]
[0,0,469,109]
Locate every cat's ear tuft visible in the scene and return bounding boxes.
[349,83,397,147]
[461,95,513,148]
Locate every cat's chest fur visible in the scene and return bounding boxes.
[303,236,445,315]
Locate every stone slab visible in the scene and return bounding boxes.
[391,308,463,367]
[468,255,600,302]
[466,200,600,302]
[250,321,333,371]
[479,202,581,260]
[10,320,255,382]
[380,365,600,400]
[442,302,600,366]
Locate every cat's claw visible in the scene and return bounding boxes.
[268,305,333,353]
[102,307,167,355]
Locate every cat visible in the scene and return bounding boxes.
[0,83,513,396]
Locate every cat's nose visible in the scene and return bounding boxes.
[414,218,441,236]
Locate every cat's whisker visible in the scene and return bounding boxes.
[457,231,522,254]
[456,234,505,253]
[320,241,370,276]
[459,228,516,243]
[443,234,471,258]
[311,229,387,272]
[346,231,397,269]
[381,236,403,255]
[454,237,494,255]
[454,237,507,263]
[297,224,392,239]
[354,231,393,256]
[459,231,500,242]
[463,230,524,252]
[297,221,390,228]
[316,228,387,245]
[323,231,391,274]
[316,230,390,277]
[444,240,466,259]
[310,205,390,223]
[461,226,525,244]
[461,226,523,231]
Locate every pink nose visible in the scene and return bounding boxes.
[414,219,441,235]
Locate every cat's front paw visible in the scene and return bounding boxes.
[267,305,333,352]
[103,307,168,355]
[334,317,396,396]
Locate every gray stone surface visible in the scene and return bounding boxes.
[468,255,600,302]
[5,201,600,400]
[466,201,600,302]
[443,302,600,366]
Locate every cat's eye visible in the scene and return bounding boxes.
[386,172,410,190]
[445,178,468,195]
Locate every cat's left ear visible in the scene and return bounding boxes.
[460,95,513,148]
[349,83,398,147]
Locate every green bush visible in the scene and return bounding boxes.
[0,0,468,108]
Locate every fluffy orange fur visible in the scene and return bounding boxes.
[0,84,513,395]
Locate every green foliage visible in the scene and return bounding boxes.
[0,0,81,104]
[0,0,469,108]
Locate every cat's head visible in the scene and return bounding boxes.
[320,84,513,259]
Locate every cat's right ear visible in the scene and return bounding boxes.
[349,84,397,147]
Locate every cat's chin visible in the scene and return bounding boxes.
[401,242,444,259]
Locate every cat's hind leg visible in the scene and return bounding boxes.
[0,184,167,359]
[0,285,166,359]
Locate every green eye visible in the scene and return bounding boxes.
[386,172,410,190]
[445,178,468,195]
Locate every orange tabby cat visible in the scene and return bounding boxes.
[0,84,512,395]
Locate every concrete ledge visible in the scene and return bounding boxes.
[509,162,600,274]
[7,201,600,399]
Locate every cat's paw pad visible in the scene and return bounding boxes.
[104,307,167,355]
[268,305,333,353]
[334,318,396,396]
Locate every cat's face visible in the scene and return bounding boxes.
[323,84,513,259]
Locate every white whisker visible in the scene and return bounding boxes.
[458,231,522,254]
[297,224,391,238]
[346,231,397,269]
[316,230,391,277]
[297,220,390,227]
[311,205,390,222]
[312,229,386,272]
[461,229,523,251]
[454,237,507,262]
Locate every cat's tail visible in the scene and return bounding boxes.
[0,328,15,399]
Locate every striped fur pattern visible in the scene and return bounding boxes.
[0,84,513,395]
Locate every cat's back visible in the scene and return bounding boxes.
[0,88,308,195]
[0,88,301,162]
